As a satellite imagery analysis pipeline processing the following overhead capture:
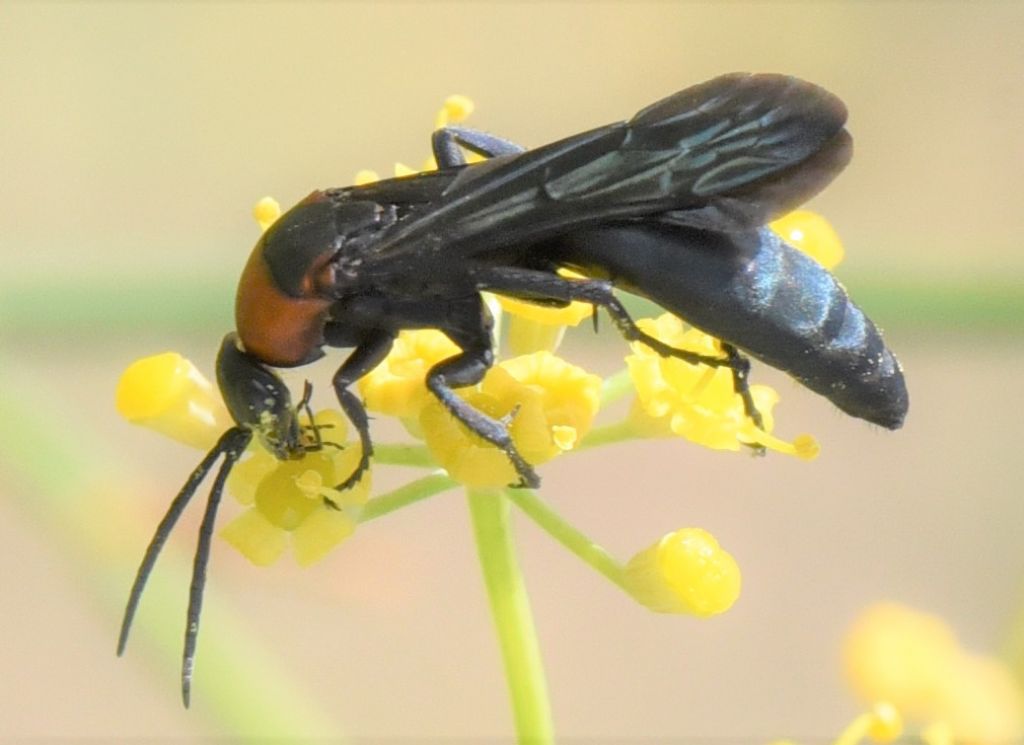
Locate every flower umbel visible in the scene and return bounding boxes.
[117,96,853,743]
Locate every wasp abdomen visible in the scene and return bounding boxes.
[546,223,908,429]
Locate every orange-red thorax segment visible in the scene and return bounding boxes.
[235,240,333,368]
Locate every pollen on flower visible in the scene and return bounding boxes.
[253,196,282,233]
[770,209,845,269]
[623,527,741,617]
[419,352,601,488]
[115,352,232,450]
[625,313,816,458]
[220,409,370,566]
[844,602,1024,745]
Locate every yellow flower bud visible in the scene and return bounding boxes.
[115,352,232,451]
[770,209,844,269]
[253,196,282,233]
[624,528,740,617]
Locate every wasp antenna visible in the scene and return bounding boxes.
[117,428,247,658]
[181,428,250,708]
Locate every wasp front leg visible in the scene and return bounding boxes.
[329,329,396,491]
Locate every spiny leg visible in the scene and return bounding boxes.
[432,126,525,168]
[181,429,250,707]
[720,342,764,431]
[331,330,395,491]
[470,265,766,427]
[118,427,251,657]
[426,343,539,489]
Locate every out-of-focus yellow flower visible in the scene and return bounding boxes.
[623,527,740,617]
[626,313,818,460]
[388,94,481,176]
[220,410,370,567]
[115,352,233,451]
[253,196,282,233]
[844,602,1024,745]
[359,329,461,425]
[770,209,845,270]
[420,351,601,488]
[768,702,904,745]
[434,94,474,130]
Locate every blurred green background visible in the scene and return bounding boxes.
[2,1,1022,741]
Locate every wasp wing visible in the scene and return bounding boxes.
[371,73,850,258]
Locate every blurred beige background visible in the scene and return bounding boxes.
[2,1,1023,742]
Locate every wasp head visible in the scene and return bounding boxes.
[216,333,305,460]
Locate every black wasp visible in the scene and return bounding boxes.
[119,73,908,704]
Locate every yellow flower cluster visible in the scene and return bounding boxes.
[220,409,371,566]
[844,602,1024,744]
[626,314,819,459]
[359,338,602,489]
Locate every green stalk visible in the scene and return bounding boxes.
[372,442,435,468]
[578,420,637,451]
[0,381,344,740]
[359,471,456,522]
[467,489,554,745]
[503,487,628,592]
[599,368,635,407]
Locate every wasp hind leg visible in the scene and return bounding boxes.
[432,126,525,168]
[469,265,768,435]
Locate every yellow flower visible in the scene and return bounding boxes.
[253,196,282,233]
[359,329,461,425]
[498,270,595,356]
[115,352,233,451]
[844,602,1024,745]
[626,313,818,459]
[221,410,371,567]
[420,351,601,488]
[770,209,845,270]
[376,94,479,178]
[623,527,741,616]
[769,702,904,745]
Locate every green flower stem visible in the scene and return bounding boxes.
[578,420,638,451]
[467,489,554,745]
[0,381,343,741]
[503,487,628,593]
[359,471,457,522]
[372,442,436,468]
[599,367,635,407]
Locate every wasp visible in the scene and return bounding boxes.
[119,73,908,704]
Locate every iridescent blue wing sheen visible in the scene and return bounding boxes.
[368,73,850,258]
